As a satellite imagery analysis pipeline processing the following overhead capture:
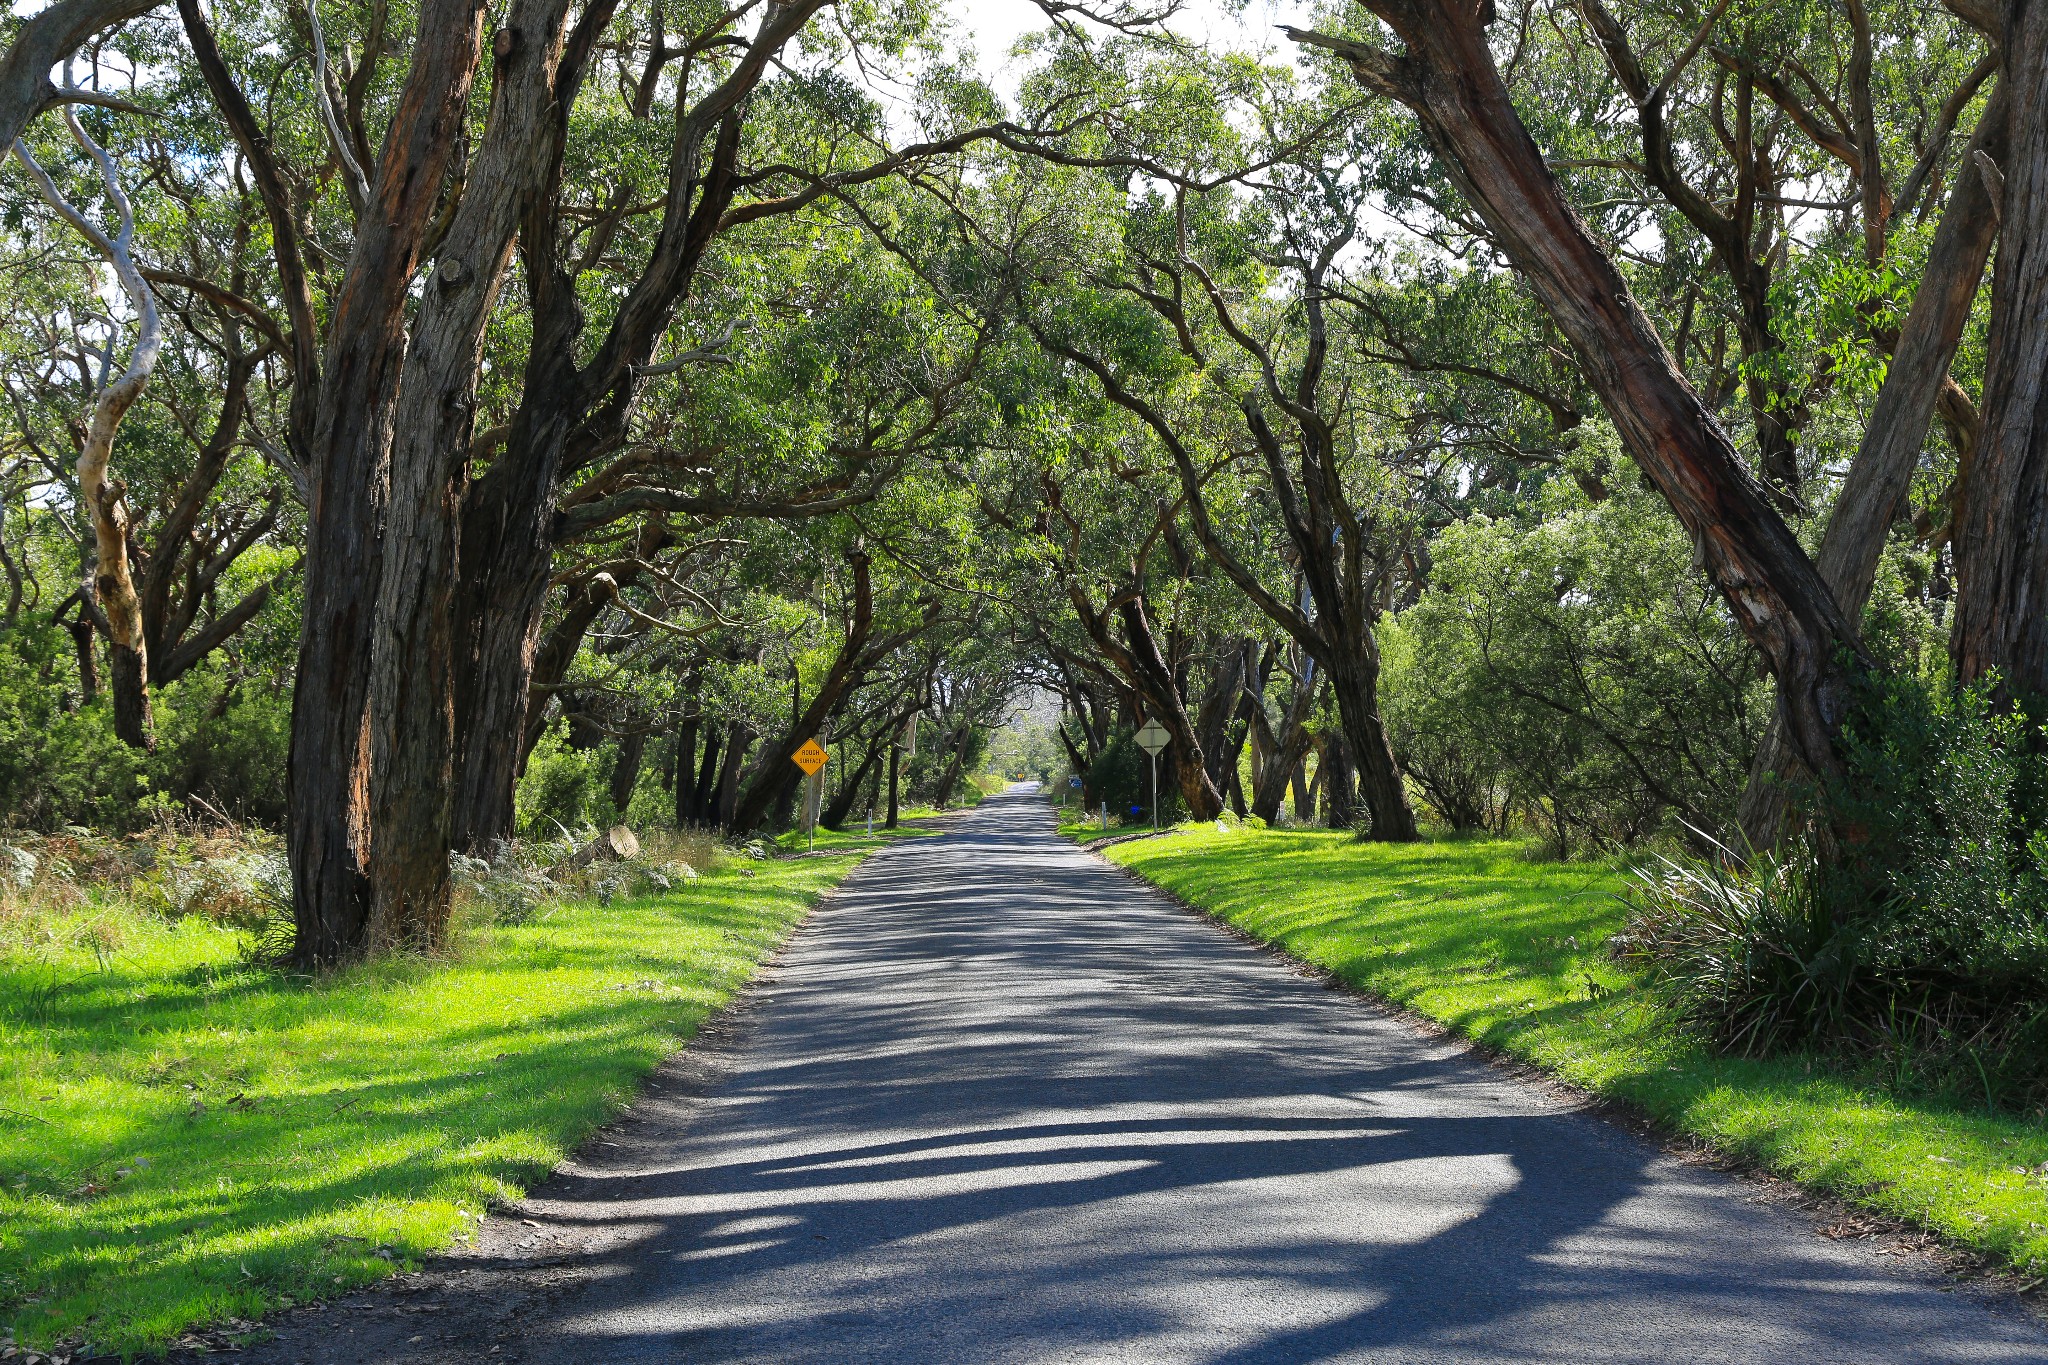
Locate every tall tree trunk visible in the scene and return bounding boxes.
[18,108,165,749]
[64,610,98,704]
[449,64,765,853]
[1741,88,2009,841]
[723,549,883,834]
[693,725,726,825]
[1292,14,1867,802]
[711,725,752,830]
[365,0,579,950]
[823,730,889,829]
[932,722,975,808]
[1055,721,1094,803]
[673,691,702,827]
[1115,598,1225,819]
[610,730,646,815]
[1250,665,1314,824]
[886,735,901,829]
[1194,639,1249,800]
[1325,649,1415,839]
[1322,730,1358,829]
[287,0,490,968]
[1951,15,2048,703]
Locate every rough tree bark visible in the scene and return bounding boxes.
[1250,662,1317,823]
[1115,598,1225,819]
[1951,8,2048,703]
[885,732,902,829]
[285,0,489,967]
[449,1,830,853]
[609,730,646,814]
[367,0,582,949]
[1194,639,1249,802]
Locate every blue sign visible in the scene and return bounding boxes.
[1068,777,1083,788]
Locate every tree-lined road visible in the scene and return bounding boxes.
[246,788,2046,1363]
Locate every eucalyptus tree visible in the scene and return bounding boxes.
[1,66,298,751]
[1280,0,2000,825]
[0,0,1089,960]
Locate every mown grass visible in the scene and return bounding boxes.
[1104,825,2048,1281]
[0,852,860,1357]
[775,815,944,854]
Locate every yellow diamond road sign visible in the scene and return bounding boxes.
[791,738,829,775]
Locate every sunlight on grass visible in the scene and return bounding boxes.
[1106,826,2048,1280]
[0,854,858,1356]
[774,814,945,854]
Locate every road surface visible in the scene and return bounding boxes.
[240,787,2048,1364]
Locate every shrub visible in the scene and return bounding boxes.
[1385,473,1766,849]
[1622,675,2048,1110]
[1084,730,1185,825]
[0,632,290,832]
[1617,835,1853,1056]
[515,730,619,837]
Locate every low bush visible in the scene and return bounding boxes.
[1622,674,2048,1112]
[0,630,290,833]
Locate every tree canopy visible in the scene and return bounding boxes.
[0,0,2040,977]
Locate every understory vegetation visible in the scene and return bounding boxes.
[1104,825,2048,1281]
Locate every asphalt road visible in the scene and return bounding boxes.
[238,787,2048,1364]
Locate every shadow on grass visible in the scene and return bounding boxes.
[0,857,855,1354]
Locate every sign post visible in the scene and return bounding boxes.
[1133,718,1170,833]
[791,738,829,851]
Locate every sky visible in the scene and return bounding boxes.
[942,0,1320,96]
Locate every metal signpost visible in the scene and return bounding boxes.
[1133,718,1170,832]
[791,738,829,850]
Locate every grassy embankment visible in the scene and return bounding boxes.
[1103,824,2048,1280]
[1,850,863,1357]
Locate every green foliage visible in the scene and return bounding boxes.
[1384,468,1766,849]
[0,630,289,832]
[1084,729,1182,823]
[1625,675,2048,1109]
[514,730,622,838]
[1620,840,1852,1057]
[1833,675,2048,998]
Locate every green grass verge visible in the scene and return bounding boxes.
[1103,825,2048,1280]
[0,852,862,1357]
[774,817,943,854]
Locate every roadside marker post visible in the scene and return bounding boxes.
[791,738,829,851]
[1133,719,1170,833]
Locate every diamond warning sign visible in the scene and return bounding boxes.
[791,738,829,775]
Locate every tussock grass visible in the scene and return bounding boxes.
[1105,825,2048,1282]
[0,849,858,1357]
